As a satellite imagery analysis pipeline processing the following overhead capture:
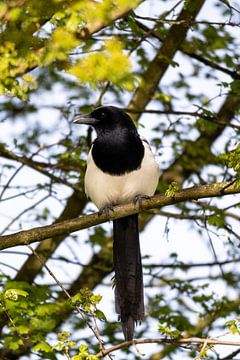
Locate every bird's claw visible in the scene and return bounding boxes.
[98,204,114,220]
[133,194,150,208]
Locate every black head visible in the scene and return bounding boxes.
[73,106,136,134]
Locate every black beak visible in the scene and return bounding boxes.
[73,114,99,125]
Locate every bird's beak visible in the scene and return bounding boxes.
[73,114,99,125]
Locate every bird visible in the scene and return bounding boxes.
[74,106,159,340]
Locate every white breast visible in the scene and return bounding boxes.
[85,141,160,209]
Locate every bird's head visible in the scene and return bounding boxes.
[73,106,136,134]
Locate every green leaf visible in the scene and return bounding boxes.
[225,319,240,335]
[229,324,239,334]
[165,182,180,197]
[95,309,107,321]
[207,213,225,228]
[58,330,70,342]
[3,335,24,351]
[30,317,56,332]
[230,80,240,95]
[71,344,99,360]
[79,344,88,353]
[33,341,53,353]
[158,323,182,339]
[4,289,29,301]
[13,324,30,335]
[70,288,102,313]
[69,38,135,90]
[219,145,240,172]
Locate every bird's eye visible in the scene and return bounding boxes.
[100,111,106,119]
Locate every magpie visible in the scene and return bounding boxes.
[74,106,159,340]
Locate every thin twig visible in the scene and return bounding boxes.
[0,164,24,201]
[26,244,107,355]
[0,194,51,236]
[134,14,240,28]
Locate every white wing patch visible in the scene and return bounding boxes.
[85,141,160,209]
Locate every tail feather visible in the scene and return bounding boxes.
[113,214,144,340]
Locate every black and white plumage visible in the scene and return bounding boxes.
[74,106,159,340]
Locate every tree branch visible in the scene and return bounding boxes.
[135,20,240,80]
[161,93,240,184]
[98,336,240,358]
[14,190,86,283]
[3,1,142,78]
[0,145,82,192]
[128,0,205,121]
[0,181,238,250]
[75,1,142,40]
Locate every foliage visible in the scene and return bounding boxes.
[165,182,180,197]
[0,0,240,359]
[0,0,137,99]
[0,277,68,353]
[219,145,240,174]
[0,276,104,358]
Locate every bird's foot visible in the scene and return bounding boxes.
[98,204,114,220]
[133,194,150,209]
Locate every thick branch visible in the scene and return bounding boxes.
[0,181,238,250]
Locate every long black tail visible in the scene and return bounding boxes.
[113,214,144,340]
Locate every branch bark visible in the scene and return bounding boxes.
[0,181,238,250]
